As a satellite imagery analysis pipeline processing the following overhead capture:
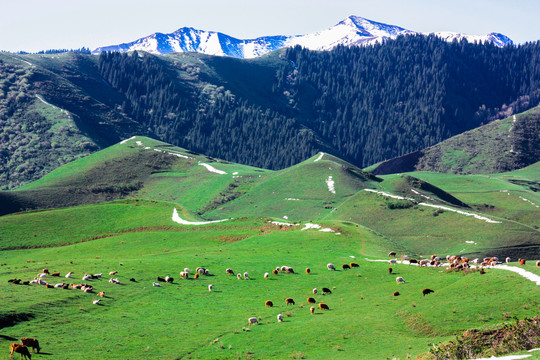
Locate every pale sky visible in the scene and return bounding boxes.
[1,0,539,53]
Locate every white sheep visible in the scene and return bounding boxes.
[389,259,397,265]
[92,299,100,305]
[65,272,73,279]
[277,314,283,322]
[248,317,258,326]
[243,272,250,280]
[165,275,171,283]
[506,257,511,264]
[94,273,103,278]
[396,276,405,284]
[38,273,47,278]
[54,283,64,288]
[208,284,213,292]
[275,266,280,271]
[327,263,336,271]
[204,269,210,276]
[264,272,269,279]
[152,282,161,287]
[184,268,190,274]
[82,274,92,281]
[281,266,288,272]
[313,288,318,295]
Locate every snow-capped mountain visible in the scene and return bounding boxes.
[92,15,513,58]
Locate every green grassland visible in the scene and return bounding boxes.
[1,137,539,358]
[2,204,540,359]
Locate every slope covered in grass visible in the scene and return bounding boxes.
[372,105,540,175]
[1,200,540,359]
[206,153,381,221]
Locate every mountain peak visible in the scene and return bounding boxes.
[92,16,513,58]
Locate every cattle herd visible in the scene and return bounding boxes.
[6,252,536,355]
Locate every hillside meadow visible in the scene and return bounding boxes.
[1,200,540,359]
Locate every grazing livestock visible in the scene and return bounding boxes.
[92,299,101,305]
[519,259,526,266]
[281,266,288,272]
[322,287,332,295]
[109,271,118,276]
[277,314,283,322]
[22,281,29,286]
[9,343,31,360]
[45,284,53,289]
[152,282,161,287]
[61,284,69,289]
[342,264,351,270]
[506,257,511,264]
[389,259,397,265]
[20,338,40,354]
[306,268,311,274]
[54,283,64,288]
[307,297,316,304]
[208,284,213,292]
[396,277,405,284]
[43,269,49,274]
[264,273,269,279]
[422,288,434,296]
[319,303,329,310]
[82,274,92,281]
[409,259,418,265]
[388,267,393,274]
[243,272,250,280]
[197,268,205,275]
[204,269,210,276]
[65,272,73,279]
[393,291,400,296]
[388,251,396,257]
[194,273,199,279]
[272,269,279,275]
[165,276,173,283]
[327,263,336,271]
[536,261,540,267]
[480,269,486,274]
[51,272,60,277]
[184,268,190,274]
[310,306,315,314]
[129,278,136,282]
[157,276,166,282]
[350,262,359,268]
[97,291,105,298]
[109,278,121,284]
[419,259,431,267]
[37,273,47,278]
[248,317,258,326]
[226,268,234,275]
[313,288,318,295]
[285,298,295,305]
[284,267,294,274]
[237,274,242,280]
[265,300,274,307]
[179,272,188,279]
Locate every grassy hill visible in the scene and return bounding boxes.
[0,138,539,358]
[371,105,540,175]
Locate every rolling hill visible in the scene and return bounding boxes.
[0,136,539,359]
[371,105,540,175]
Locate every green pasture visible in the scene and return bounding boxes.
[1,203,540,359]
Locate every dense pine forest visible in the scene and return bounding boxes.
[1,35,539,188]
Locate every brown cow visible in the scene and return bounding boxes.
[285,298,295,305]
[307,297,316,304]
[10,343,31,359]
[265,300,273,307]
[519,258,526,266]
[272,269,278,275]
[422,288,434,296]
[393,291,400,296]
[20,339,39,354]
[319,303,329,310]
[305,268,310,274]
[350,262,359,268]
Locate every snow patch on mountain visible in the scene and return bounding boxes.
[92,15,513,58]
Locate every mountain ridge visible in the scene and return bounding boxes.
[92,15,513,58]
